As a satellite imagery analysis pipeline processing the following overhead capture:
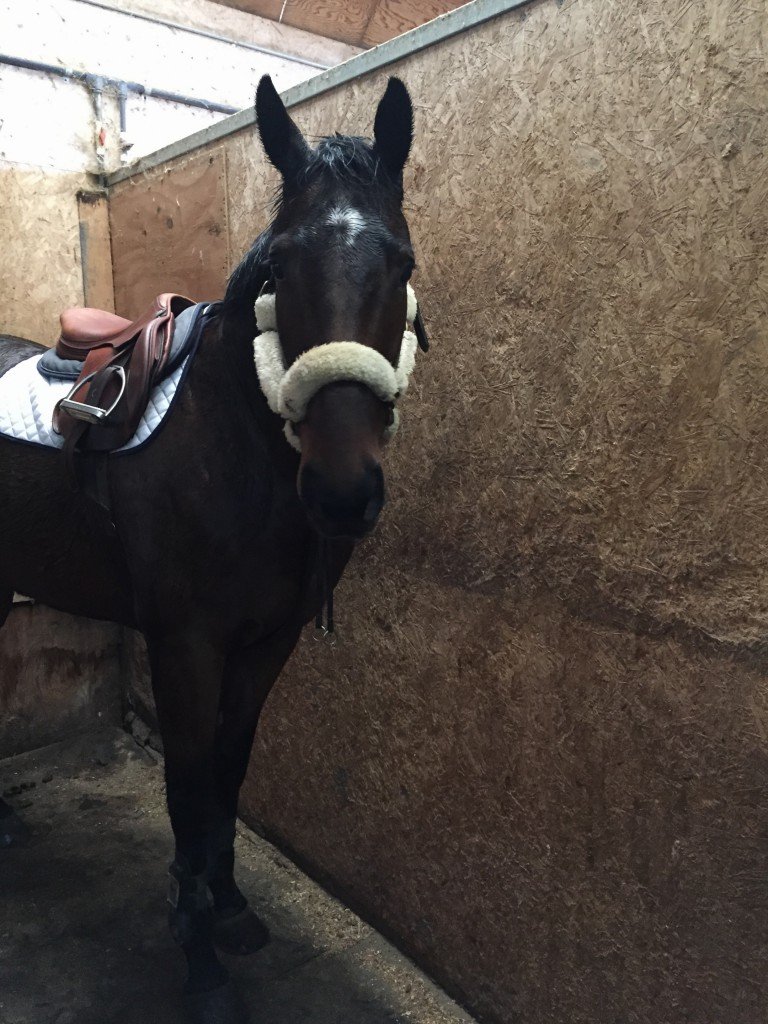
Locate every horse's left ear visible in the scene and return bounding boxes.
[373,77,413,181]
[255,75,310,182]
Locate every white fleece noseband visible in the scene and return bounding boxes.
[253,285,419,451]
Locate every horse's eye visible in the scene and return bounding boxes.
[271,262,285,282]
[400,261,414,285]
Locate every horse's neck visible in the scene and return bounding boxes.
[209,308,298,473]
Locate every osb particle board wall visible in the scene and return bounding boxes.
[0,168,86,344]
[110,1,768,1021]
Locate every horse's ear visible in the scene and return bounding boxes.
[255,75,310,181]
[373,77,413,181]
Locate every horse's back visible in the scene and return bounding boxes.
[0,334,44,379]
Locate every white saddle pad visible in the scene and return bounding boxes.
[0,353,187,452]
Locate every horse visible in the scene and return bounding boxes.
[0,74,423,1024]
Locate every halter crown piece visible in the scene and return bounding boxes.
[253,285,420,451]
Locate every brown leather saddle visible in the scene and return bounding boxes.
[53,293,194,455]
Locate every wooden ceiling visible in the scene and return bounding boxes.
[212,0,469,49]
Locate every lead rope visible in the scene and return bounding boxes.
[314,537,336,646]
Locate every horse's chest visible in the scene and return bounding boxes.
[222,493,314,627]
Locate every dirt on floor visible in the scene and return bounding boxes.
[0,729,476,1024]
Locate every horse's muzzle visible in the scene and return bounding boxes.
[299,460,385,539]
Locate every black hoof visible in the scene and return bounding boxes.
[185,979,249,1024]
[0,801,30,848]
[214,907,270,956]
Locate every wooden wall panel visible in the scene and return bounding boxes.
[209,0,282,24]
[109,149,229,317]
[216,0,374,45]
[114,1,768,1022]
[282,0,379,46]
[362,0,466,47]
[212,0,465,46]
[77,192,115,312]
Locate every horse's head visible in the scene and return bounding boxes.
[246,75,420,540]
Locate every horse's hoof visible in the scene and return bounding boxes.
[185,979,249,1024]
[0,803,30,848]
[213,907,270,956]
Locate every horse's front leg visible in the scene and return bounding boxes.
[146,630,247,1024]
[207,624,302,956]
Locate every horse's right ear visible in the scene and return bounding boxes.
[255,75,310,182]
[373,77,413,181]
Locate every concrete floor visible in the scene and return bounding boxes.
[0,729,476,1024]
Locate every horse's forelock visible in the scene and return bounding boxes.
[301,135,382,187]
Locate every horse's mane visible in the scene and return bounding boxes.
[224,229,273,314]
[224,135,394,312]
[300,134,382,188]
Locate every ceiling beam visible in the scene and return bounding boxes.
[209,0,470,47]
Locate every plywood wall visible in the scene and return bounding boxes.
[109,149,229,316]
[110,1,768,1021]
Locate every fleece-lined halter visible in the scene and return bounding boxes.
[253,285,420,450]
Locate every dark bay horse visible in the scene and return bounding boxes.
[0,75,420,1024]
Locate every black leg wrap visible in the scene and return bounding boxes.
[169,858,212,943]
[168,857,228,993]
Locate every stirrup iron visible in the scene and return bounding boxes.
[58,365,127,425]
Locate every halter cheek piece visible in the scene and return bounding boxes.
[252,285,421,451]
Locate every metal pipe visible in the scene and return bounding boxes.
[0,53,239,115]
[90,73,105,121]
[88,73,107,172]
[117,81,128,133]
[71,0,332,70]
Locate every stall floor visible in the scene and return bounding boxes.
[0,729,475,1024]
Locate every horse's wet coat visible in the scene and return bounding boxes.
[0,75,419,1024]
